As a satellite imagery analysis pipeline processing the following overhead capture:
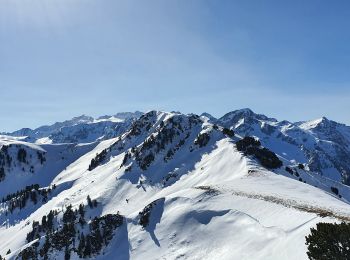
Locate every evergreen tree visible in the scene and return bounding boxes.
[64,246,70,260]
[0,167,5,182]
[222,128,234,137]
[40,235,51,258]
[47,210,55,230]
[87,195,93,208]
[79,203,85,218]
[194,133,210,148]
[331,187,339,195]
[79,216,86,227]
[92,228,103,253]
[306,222,350,260]
[42,215,47,229]
[30,191,37,204]
[78,233,86,257]
[84,235,92,257]
[63,205,76,224]
[17,148,27,163]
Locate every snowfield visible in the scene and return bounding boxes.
[1,110,350,259]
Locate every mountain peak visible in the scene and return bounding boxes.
[299,116,334,130]
[200,112,217,123]
[70,114,94,123]
[219,108,276,124]
[237,107,254,114]
[316,116,330,124]
[220,108,254,120]
[231,108,255,117]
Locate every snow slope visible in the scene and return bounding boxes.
[0,110,350,259]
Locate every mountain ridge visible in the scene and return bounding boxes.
[1,109,350,259]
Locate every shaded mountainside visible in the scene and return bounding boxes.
[0,110,349,259]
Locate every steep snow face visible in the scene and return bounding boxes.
[3,112,143,144]
[1,110,350,260]
[217,109,350,187]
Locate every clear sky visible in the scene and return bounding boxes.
[1,0,349,131]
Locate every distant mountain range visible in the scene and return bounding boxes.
[4,109,350,186]
[2,112,143,144]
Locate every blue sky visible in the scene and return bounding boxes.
[1,0,349,131]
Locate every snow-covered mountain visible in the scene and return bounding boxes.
[0,110,350,259]
[215,108,350,187]
[3,112,143,144]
